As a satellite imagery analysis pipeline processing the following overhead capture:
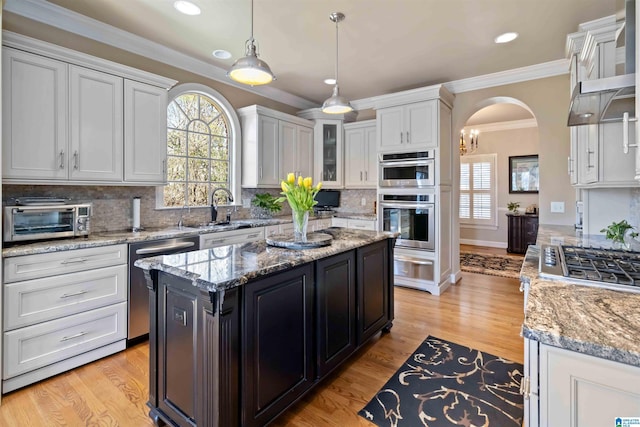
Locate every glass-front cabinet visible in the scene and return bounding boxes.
[313,119,343,188]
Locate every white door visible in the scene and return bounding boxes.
[344,127,365,187]
[279,120,297,177]
[296,125,314,178]
[2,48,68,180]
[363,125,378,187]
[69,65,123,181]
[406,100,437,148]
[257,115,280,186]
[377,106,404,151]
[124,80,167,183]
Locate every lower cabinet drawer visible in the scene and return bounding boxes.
[4,265,127,330]
[3,302,127,378]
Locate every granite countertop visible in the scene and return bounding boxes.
[134,228,395,293]
[522,224,640,367]
[1,213,376,258]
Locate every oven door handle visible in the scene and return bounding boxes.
[379,202,434,210]
[379,159,432,167]
[13,207,75,213]
[395,256,434,266]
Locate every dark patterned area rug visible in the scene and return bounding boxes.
[359,336,524,427]
[459,251,523,279]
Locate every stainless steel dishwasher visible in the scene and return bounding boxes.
[128,236,199,343]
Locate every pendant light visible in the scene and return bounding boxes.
[228,0,275,86]
[321,12,353,114]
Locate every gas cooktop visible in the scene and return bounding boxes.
[539,244,640,294]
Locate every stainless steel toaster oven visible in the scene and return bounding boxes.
[4,199,91,243]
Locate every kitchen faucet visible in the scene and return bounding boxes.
[210,187,234,223]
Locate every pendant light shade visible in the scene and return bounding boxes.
[322,12,353,114]
[228,0,275,86]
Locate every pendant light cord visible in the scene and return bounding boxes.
[250,0,254,42]
[334,17,339,86]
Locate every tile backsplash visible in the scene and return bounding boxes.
[3,185,376,232]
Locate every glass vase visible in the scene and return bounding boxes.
[292,209,309,243]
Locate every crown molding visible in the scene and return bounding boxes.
[354,84,455,111]
[443,59,570,94]
[4,0,318,110]
[3,31,178,88]
[464,118,538,133]
[566,31,586,58]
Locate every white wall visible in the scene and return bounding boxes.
[460,125,539,247]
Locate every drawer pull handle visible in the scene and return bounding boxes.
[60,331,86,342]
[247,233,260,239]
[60,290,87,298]
[60,257,89,265]
[395,256,434,266]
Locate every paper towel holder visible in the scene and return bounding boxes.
[132,196,143,232]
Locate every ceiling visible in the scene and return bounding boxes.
[10,0,618,110]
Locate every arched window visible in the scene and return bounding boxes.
[160,83,240,208]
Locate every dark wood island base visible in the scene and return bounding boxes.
[136,229,396,427]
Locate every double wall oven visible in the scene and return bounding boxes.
[378,150,437,292]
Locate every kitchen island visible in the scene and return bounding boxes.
[135,228,396,427]
[519,225,640,427]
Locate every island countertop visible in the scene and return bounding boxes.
[134,228,396,293]
[521,224,640,367]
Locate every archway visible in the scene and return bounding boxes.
[458,97,539,251]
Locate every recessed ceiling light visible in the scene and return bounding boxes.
[213,49,232,59]
[324,78,336,85]
[494,32,518,44]
[174,1,201,16]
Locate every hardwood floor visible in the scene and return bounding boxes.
[0,263,524,426]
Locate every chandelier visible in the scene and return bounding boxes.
[459,129,479,156]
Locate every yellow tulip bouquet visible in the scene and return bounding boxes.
[276,173,322,242]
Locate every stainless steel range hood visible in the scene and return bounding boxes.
[567,74,635,126]
[567,0,635,127]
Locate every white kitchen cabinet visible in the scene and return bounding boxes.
[2,48,68,180]
[124,80,168,184]
[568,24,637,187]
[311,218,332,232]
[2,37,176,185]
[239,105,314,188]
[331,217,377,230]
[69,65,124,181]
[524,339,640,427]
[344,120,377,188]
[377,100,438,152]
[2,244,128,392]
[280,120,313,178]
[313,119,344,188]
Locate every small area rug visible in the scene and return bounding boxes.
[459,251,523,279]
[359,336,524,427]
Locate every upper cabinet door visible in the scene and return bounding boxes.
[257,115,280,186]
[124,80,168,184]
[2,48,68,180]
[344,126,365,188]
[69,65,123,181]
[279,120,297,177]
[406,101,437,148]
[377,106,403,151]
[313,120,343,188]
[296,125,314,179]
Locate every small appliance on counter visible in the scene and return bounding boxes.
[3,197,91,243]
[313,189,340,214]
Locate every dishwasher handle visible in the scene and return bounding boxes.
[135,241,196,255]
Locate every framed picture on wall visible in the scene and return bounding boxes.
[509,155,539,193]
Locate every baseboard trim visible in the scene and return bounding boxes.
[460,239,507,249]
